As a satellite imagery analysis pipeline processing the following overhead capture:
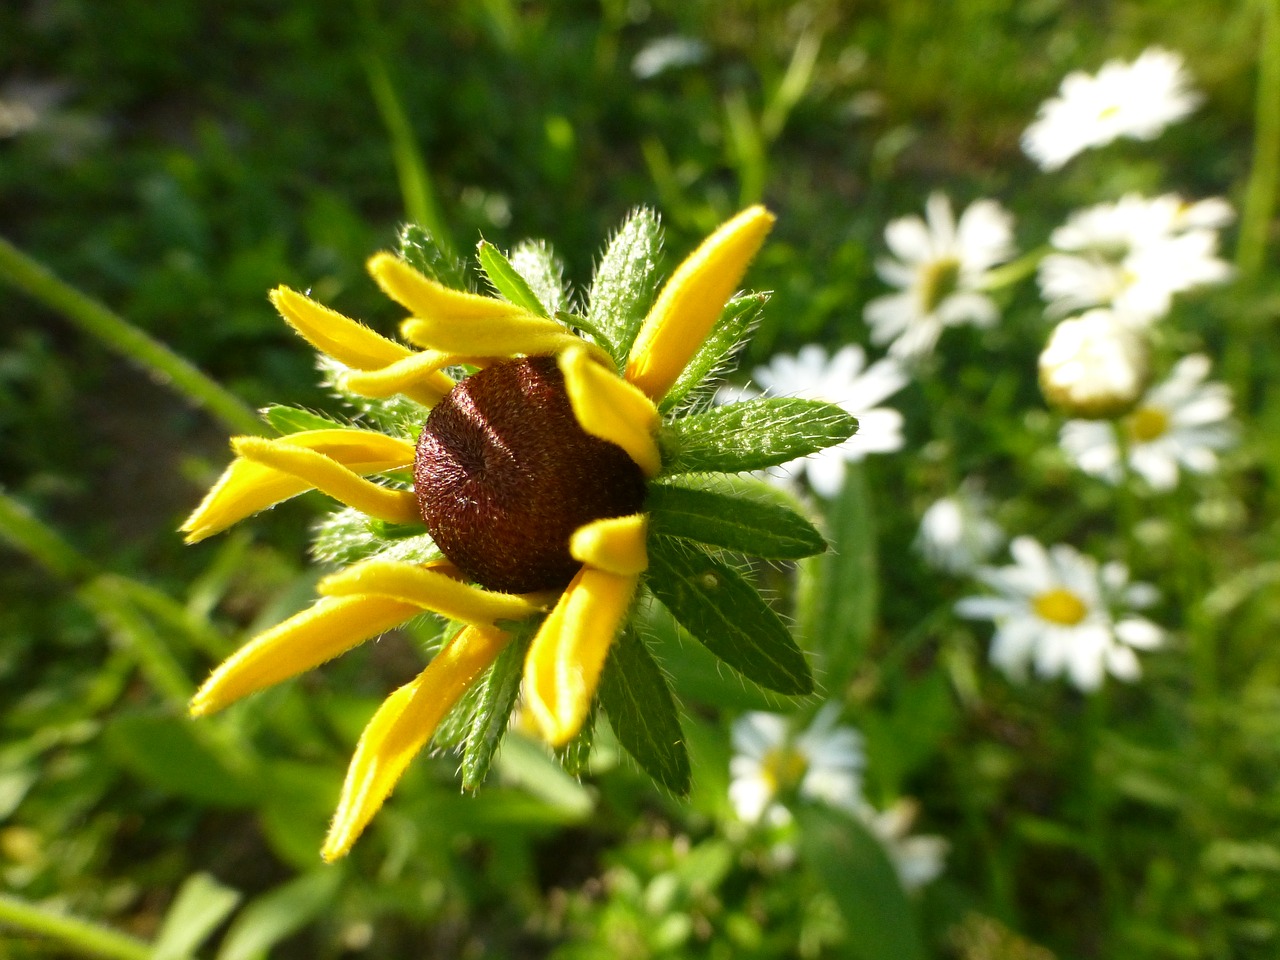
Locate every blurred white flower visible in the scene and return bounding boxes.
[915,486,1005,575]
[1038,194,1233,322]
[1022,47,1201,170]
[631,35,708,79]
[729,704,865,827]
[864,193,1016,360]
[1039,309,1151,419]
[738,343,908,497]
[956,537,1164,691]
[859,799,949,892]
[1060,353,1236,490]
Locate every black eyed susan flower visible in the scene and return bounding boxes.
[181,206,858,861]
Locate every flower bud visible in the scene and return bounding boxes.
[1039,310,1150,419]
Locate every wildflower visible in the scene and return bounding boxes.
[1038,193,1233,322]
[956,537,1164,691]
[1059,353,1236,490]
[737,344,907,497]
[728,704,865,826]
[1022,47,1201,170]
[182,207,859,859]
[861,799,949,892]
[1039,309,1151,419]
[915,485,1005,576]
[864,192,1016,360]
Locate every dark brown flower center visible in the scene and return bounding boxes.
[414,355,648,593]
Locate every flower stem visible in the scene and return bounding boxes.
[0,894,151,960]
[1236,0,1280,280]
[0,235,262,436]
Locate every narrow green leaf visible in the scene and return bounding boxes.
[509,239,568,315]
[398,223,469,290]
[797,805,926,960]
[151,873,242,960]
[797,461,877,694]
[216,871,342,960]
[646,537,813,695]
[263,405,345,435]
[460,624,535,789]
[661,293,768,412]
[586,207,663,365]
[647,481,826,559]
[477,240,551,317]
[599,626,691,794]
[661,397,857,475]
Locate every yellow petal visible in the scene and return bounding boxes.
[270,286,410,370]
[399,314,582,359]
[523,567,639,746]
[569,514,648,576]
[322,624,510,861]
[558,345,662,477]
[190,594,420,716]
[625,206,775,401]
[368,252,529,322]
[339,349,457,407]
[232,436,419,525]
[318,559,551,625]
[181,430,416,543]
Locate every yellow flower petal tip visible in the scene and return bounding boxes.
[570,514,648,576]
[320,625,510,861]
[559,346,662,477]
[269,286,409,370]
[626,205,775,401]
[367,253,525,323]
[524,568,639,746]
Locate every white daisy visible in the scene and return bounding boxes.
[1038,194,1234,322]
[864,193,1016,360]
[729,704,865,827]
[956,537,1165,691]
[915,485,1005,576]
[742,343,908,497]
[1038,309,1151,419]
[858,799,949,892]
[1022,47,1201,170]
[1060,353,1236,490]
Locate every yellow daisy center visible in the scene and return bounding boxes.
[1126,405,1169,444]
[1032,587,1088,626]
[919,256,961,314]
[762,744,809,794]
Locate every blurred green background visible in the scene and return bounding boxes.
[2,0,1278,957]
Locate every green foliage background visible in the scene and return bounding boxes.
[2,0,1278,957]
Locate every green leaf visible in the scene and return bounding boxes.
[647,481,827,559]
[399,223,469,290]
[797,805,926,960]
[104,712,258,808]
[661,397,857,475]
[599,626,691,794]
[509,238,568,315]
[460,624,534,789]
[646,537,813,695]
[263,404,345,435]
[152,873,242,960]
[216,871,342,960]
[477,240,551,317]
[494,734,594,818]
[586,207,663,365]
[797,461,877,694]
[661,293,768,412]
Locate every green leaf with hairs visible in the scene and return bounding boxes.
[263,404,346,435]
[477,239,551,317]
[599,625,691,794]
[661,293,768,412]
[399,223,469,290]
[460,623,535,789]
[661,397,857,475]
[587,207,663,365]
[647,482,826,559]
[646,536,813,695]
[509,239,568,315]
